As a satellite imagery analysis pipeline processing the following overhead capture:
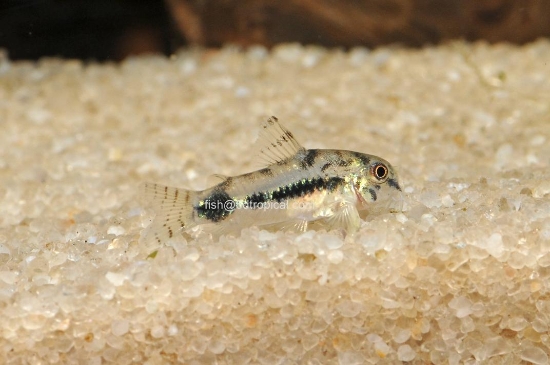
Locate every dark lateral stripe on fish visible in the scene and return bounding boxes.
[246,176,345,206]
[196,177,346,222]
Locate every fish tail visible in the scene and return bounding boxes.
[140,182,197,246]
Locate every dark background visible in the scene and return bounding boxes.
[0,0,179,61]
[1,0,549,62]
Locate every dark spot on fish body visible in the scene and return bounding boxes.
[271,187,284,202]
[303,149,318,168]
[369,188,377,201]
[247,192,268,205]
[388,178,401,191]
[334,151,344,159]
[314,178,326,190]
[326,177,344,192]
[329,151,351,168]
[283,185,291,196]
[302,180,312,194]
[290,182,301,196]
[299,179,310,195]
[258,168,273,177]
[195,190,235,222]
[321,163,331,173]
[351,152,371,167]
[218,177,234,190]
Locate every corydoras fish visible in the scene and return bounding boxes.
[141,117,402,244]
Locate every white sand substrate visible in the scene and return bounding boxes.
[1,40,550,364]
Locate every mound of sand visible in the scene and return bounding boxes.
[1,40,550,364]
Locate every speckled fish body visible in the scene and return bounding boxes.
[142,117,401,244]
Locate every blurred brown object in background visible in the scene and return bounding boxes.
[165,0,550,48]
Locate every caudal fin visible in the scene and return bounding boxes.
[140,182,196,247]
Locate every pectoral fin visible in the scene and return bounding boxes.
[325,202,361,234]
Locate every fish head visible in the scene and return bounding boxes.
[354,156,403,212]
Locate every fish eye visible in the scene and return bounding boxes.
[372,163,388,181]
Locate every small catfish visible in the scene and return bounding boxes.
[141,116,402,244]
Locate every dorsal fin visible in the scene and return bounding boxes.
[254,116,305,166]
